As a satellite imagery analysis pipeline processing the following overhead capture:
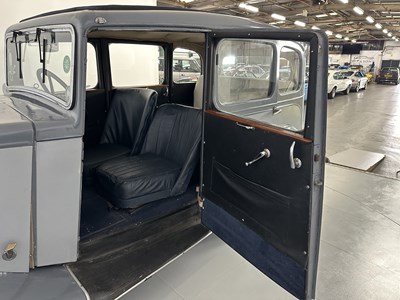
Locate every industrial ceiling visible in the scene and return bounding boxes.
[157,0,400,42]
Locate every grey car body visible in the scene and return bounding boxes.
[0,6,328,300]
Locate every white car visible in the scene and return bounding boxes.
[327,71,353,99]
[342,70,368,92]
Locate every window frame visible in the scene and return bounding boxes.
[5,24,76,109]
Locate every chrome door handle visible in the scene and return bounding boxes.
[245,148,271,166]
[236,122,255,130]
[289,141,302,169]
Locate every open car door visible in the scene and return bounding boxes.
[201,29,328,300]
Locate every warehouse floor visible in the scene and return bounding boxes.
[122,164,400,300]
[326,83,400,178]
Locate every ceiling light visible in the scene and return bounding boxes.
[375,23,383,29]
[271,13,286,21]
[344,37,349,41]
[353,6,364,15]
[396,39,399,42]
[335,34,343,39]
[294,20,306,27]
[238,3,259,13]
[392,36,396,40]
[388,33,393,37]
[312,25,320,30]
[316,14,328,18]
[366,16,374,23]
[383,29,388,33]
[339,0,348,3]
[351,39,357,43]
[330,12,338,16]
[179,0,194,2]
[325,30,333,36]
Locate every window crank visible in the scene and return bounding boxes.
[245,148,271,166]
[289,141,302,169]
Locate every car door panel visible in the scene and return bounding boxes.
[201,30,327,300]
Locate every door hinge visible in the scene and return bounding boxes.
[196,186,204,208]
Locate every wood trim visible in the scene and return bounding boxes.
[205,110,312,143]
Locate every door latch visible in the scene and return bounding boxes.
[2,242,17,261]
[289,141,302,169]
[245,148,271,166]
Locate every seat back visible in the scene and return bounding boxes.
[100,88,157,154]
[141,104,202,195]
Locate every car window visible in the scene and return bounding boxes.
[6,26,74,107]
[109,43,164,87]
[214,38,306,132]
[172,48,201,83]
[86,43,98,89]
[278,47,301,94]
[216,39,273,104]
[333,72,342,80]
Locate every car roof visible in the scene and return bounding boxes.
[7,5,271,33]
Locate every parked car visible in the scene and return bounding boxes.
[0,6,327,300]
[342,70,368,92]
[376,67,400,84]
[327,71,353,99]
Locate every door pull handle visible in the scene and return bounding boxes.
[236,122,255,130]
[289,141,302,169]
[245,148,271,166]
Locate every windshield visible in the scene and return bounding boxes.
[342,71,354,77]
[382,68,398,73]
[6,26,74,107]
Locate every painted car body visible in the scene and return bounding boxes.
[327,71,352,99]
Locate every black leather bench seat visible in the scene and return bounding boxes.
[95,104,202,208]
[97,153,181,207]
[83,88,157,182]
[83,144,131,179]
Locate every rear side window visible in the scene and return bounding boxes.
[109,43,164,87]
[173,48,201,83]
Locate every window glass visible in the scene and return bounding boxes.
[173,48,201,83]
[86,43,98,89]
[6,27,74,106]
[215,39,307,132]
[216,39,273,104]
[333,72,341,80]
[109,43,164,87]
[278,47,301,94]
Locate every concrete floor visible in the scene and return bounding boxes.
[121,164,400,300]
[326,82,400,178]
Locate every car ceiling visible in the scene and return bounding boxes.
[157,0,400,43]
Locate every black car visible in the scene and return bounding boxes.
[377,67,400,84]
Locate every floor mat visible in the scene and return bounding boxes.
[70,204,209,300]
[80,186,197,239]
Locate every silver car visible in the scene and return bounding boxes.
[342,70,368,92]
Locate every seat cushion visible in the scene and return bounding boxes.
[83,144,130,181]
[96,153,181,207]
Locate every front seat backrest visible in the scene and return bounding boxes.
[100,88,157,154]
